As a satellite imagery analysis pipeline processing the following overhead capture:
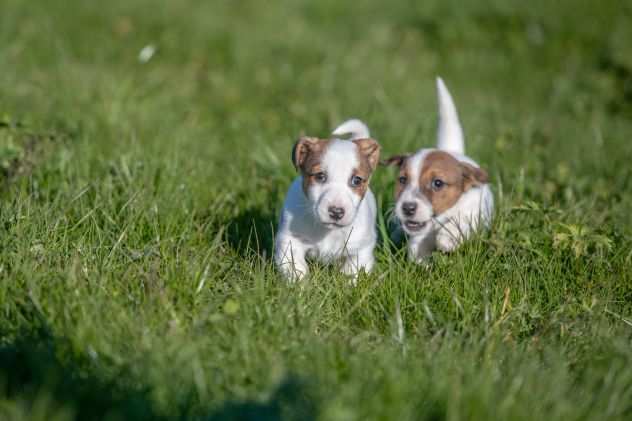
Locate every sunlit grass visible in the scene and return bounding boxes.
[1,0,631,419]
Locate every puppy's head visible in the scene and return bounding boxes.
[383,149,488,236]
[292,136,380,228]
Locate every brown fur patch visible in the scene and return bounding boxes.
[350,160,371,198]
[419,151,488,215]
[382,154,410,201]
[292,136,330,195]
[461,161,489,190]
[394,161,410,201]
[352,138,380,171]
[381,155,408,167]
[350,138,380,198]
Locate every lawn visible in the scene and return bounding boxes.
[1,0,632,420]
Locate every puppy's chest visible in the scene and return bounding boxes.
[307,229,358,260]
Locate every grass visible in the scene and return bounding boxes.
[1,0,632,419]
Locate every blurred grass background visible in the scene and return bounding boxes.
[1,0,632,420]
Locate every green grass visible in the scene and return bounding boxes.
[1,0,632,419]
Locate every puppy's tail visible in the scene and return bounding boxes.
[332,119,370,140]
[436,77,465,155]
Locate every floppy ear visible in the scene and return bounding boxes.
[292,136,321,170]
[460,162,489,190]
[380,154,409,167]
[352,138,381,171]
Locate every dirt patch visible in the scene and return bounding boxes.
[0,118,64,185]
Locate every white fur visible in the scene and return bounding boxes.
[395,78,493,262]
[275,121,377,283]
[436,77,465,154]
[331,119,370,140]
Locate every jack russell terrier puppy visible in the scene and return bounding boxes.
[384,78,493,262]
[275,119,381,282]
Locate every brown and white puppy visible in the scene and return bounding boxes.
[275,120,380,282]
[384,78,493,262]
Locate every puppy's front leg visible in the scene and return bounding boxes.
[408,233,436,263]
[341,245,375,285]
[275,238,308,282]
[435,218,473,252]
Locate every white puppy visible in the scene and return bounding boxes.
[384,78,493,262]
[275,119,381,282]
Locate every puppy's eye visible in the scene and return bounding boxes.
[432,178,445,190]
[313,172,327,183]
[350,175,364,187]
[398,176,408,185]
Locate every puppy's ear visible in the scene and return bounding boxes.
[352,138,381,171]
[460,162,489,190]
[381,154,408,167]
[292,136,324,171]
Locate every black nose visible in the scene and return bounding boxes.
[328,206,345,221]
[402,202,417,216]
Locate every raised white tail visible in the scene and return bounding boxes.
[436,77,465,154]
[332,118,370,140]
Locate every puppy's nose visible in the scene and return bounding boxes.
[402,202,417,216]
[328,206,345,221]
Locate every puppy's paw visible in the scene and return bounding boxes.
[341,260,373,286]
[278,263,308,283]
[435,231,461,253]
[413,255,433,269]
[341,262,358,285]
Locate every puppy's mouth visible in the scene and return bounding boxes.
[322,222,346,228]
[404,220,428,232]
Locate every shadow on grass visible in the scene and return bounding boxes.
[0,329,317,421]
[0,330,166,420]
[0,118,71,187]
[202,378,317,421]
[226,206,277,261]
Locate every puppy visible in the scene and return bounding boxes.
[384,78,493,262]
[275,119,381,282]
